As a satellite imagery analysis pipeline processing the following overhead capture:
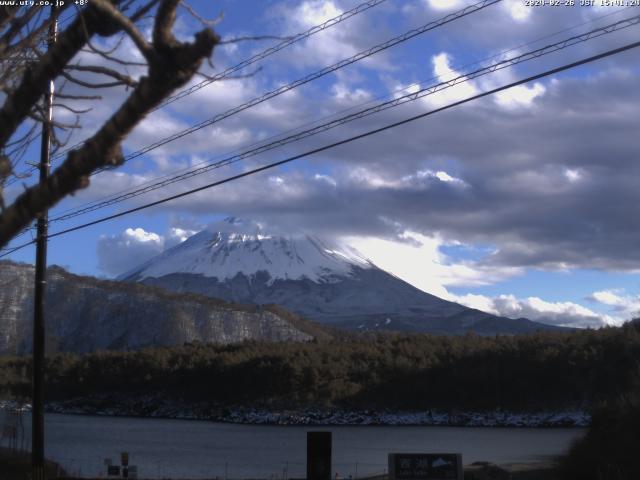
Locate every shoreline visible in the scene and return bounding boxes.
[2,398,590,428]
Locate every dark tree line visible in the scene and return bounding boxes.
[1,320,638,412]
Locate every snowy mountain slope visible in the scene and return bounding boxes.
[123,218,567,335]
[122,217,371,284]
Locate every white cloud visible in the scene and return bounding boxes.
[343,231,519,298]
[416,169,469,187]
[495,83,546,109]
[425,0,465,11]
[451,292,619,328]
[589,290,640,316]
[297,0,342,26]
[341,229,626,329]
[166,227,198,248]
[286,1,359,66]
[314,173,337,187]
[424,53,479,107]
[97,227,195,276]
[503,0,531,21]
[331,82,371,102]
[564,168,582,183]
[97,228,164,276]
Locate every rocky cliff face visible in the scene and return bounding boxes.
[0,261,315,355]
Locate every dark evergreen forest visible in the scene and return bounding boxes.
[1,320,638,412]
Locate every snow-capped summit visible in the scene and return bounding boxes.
[123,217,568,335]
[122,217,372,284]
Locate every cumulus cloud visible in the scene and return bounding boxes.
[343,230,521,299]
[97,228,164,277]
[166,227,199,249]
[425,0,465,11]
[36,0,639,293]
[588,290,640,318]
[451,292,619,328]
[494,83,546,109]
[97,227,197,276]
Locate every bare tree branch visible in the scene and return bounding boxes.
[0,2,121,149]
[65,64,138,88]
[81,33,146,67]
[92,0,155,62]
[179,1,223,28]
[0,6,42,56]
[60,70,131,89]
[153,0,180,47]
[52,103,92,115]
[54,92,102,101]
[0,0,220,247]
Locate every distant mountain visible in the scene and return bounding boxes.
[123,217,566,335]
[0,260,327,355]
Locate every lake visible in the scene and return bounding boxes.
[2,412,585,478]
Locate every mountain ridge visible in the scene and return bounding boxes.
[0,260,329,355]
[124,218,568,335]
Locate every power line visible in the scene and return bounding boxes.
[3,0,387,184]
[45,0,390,164]
[1,36,635,258]
[47,5,638,222]
[45,14,640,225]
[156,0,390,111]
[111,0,501,167]
[43,0,498,181]
[6,0,498,187]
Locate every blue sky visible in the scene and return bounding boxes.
[3,0,640,327]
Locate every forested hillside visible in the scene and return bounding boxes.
[0,321,638,412]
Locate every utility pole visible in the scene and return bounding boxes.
[32,7,57,480]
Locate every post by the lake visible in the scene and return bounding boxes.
[307,431,332,480]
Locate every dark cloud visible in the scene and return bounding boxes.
[134,67,640,272]
[46,2,640,276]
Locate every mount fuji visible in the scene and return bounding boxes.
[122,218,564,335]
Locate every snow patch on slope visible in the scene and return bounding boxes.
[123,217,372,284]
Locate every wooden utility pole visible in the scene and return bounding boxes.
[32,7,57,480]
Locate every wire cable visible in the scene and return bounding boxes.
[46,0,390,164]
[110,0,501,167]
[37,0,498,180]
[44,14,640,225]
[1,36,633,258]
[46,5,638,221]
[156,0,390,111]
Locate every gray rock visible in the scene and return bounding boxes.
[0,261,313,355]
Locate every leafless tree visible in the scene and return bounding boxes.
[0,0,220,248]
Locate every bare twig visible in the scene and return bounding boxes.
[60,70,130,89]
[0,2,122,148]
[91,0,155,62]
[0,0,220,247]
[179,1,224,27]
[65,64,138,87]
[52,103,92,115]
[54,92,102,101]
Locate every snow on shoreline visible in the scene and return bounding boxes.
[0,399,591,427]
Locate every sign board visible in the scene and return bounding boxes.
[107,465,121,476]
[121,452,129,466]
[388,454,463,480]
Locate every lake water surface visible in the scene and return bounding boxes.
[4,412,585,478]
